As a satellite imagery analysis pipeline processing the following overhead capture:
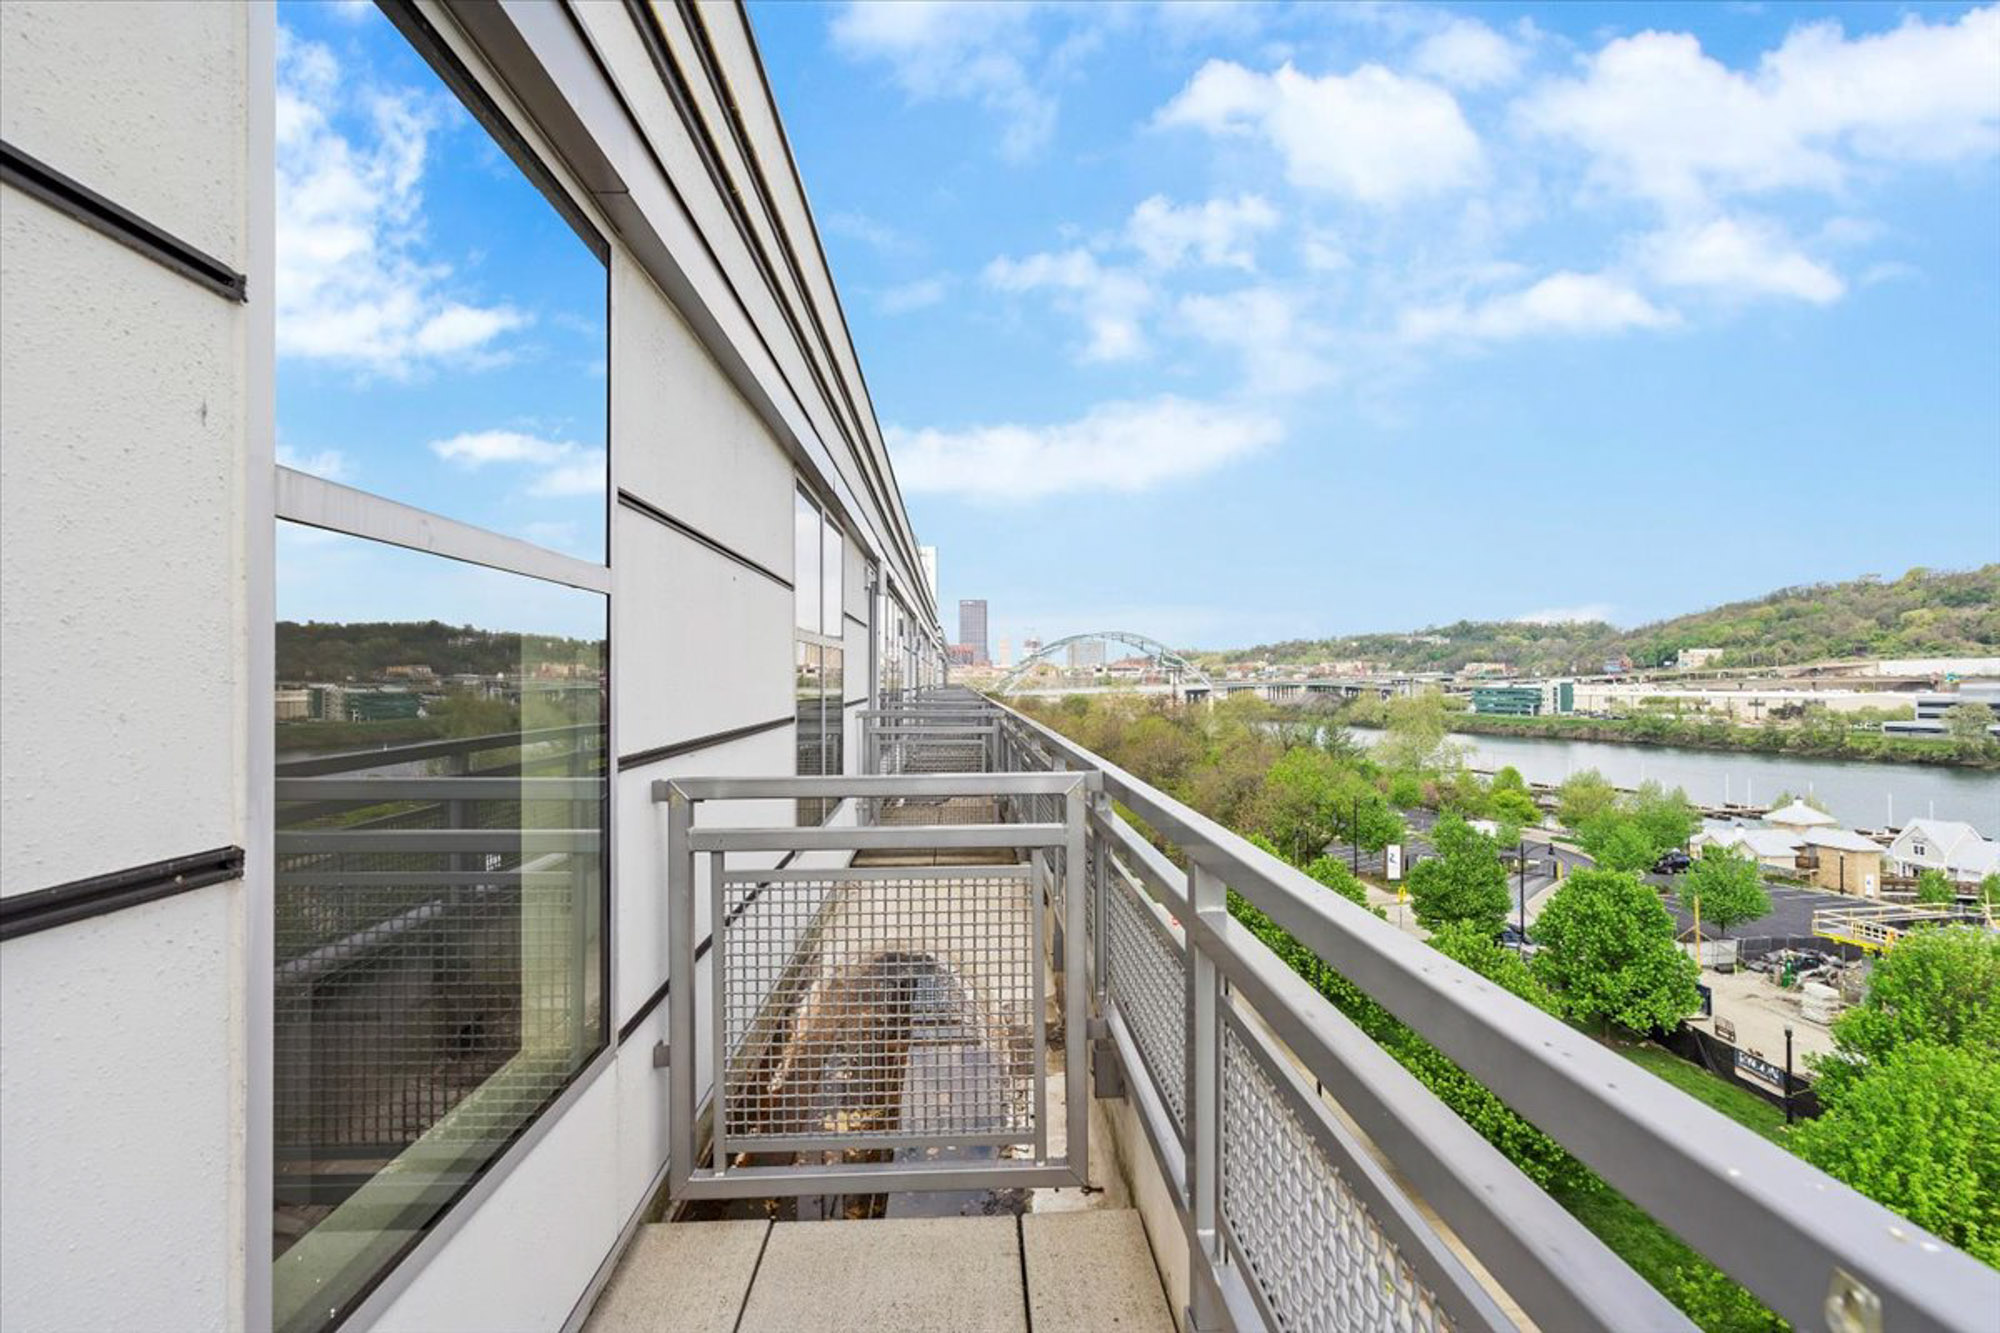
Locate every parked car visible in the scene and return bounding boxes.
[1652,849,1693,874]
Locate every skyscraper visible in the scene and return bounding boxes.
[958,599,989,666]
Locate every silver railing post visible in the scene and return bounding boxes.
[1064,778,1090,1179]
[1185,860,1227,1331]
[664,783,696,1201]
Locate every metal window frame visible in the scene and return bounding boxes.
[254,4,620,1330]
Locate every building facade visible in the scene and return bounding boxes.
[959,598,990,666]
[0,5,946,1332]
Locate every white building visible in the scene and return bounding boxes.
[1887,819,2000,885]
[1,7,944,1332]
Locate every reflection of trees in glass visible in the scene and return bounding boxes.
[278,619,603,682]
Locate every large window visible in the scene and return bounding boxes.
[794,487,846,820]
[270,6,608,1331]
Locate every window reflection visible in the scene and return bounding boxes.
[276,1,607,559]
[272,525,606,1333]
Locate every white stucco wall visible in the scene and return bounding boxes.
[0,199,244,892]
[0,881,241,1332]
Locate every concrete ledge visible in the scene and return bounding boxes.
[737,1216,1024,1333]
[1023,1211,1175,1332]
[584,1220,767,1332]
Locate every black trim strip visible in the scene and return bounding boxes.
[2,847,244,942]
[0,140,246,302]
[844,696,868,708]
[616,489,792,591]
[617,714,794,771]
[843,611,869,632]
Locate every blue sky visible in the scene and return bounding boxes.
[751,0,2000,652]
[275,1,606,639]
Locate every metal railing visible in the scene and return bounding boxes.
[654,765,1094,1201]
[929,688,1994,1333]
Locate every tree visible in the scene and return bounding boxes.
[1427,921,1557,1011]
[1944,701,1996,755]
[1818,926,2000,1082]
[1916,866,1956,906]
[1581,818,1660,874]
[1556,769,1618,832]
[1983,872,2000,907]
[1257,747,1345,864]
[1405,812,1510,935]
[1682,846,1770,937]
[1531,868,1700,1034]
[1488,782,1542,831]
[1625,781,1700,858]
[1304,855,1379,916]
[1374,689,1465,777]
[1791,1042,2000,1266]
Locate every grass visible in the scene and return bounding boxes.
[1611,1041,1791,1143]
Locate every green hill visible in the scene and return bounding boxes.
[1199,565,2000,674]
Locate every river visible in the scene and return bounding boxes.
[1345,727,1999,833]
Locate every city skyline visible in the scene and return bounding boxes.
[754,1,2000,653]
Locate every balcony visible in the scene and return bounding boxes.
[592,689,1994,1332]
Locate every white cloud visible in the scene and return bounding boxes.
[1413,18,1527,91]
[528,453,609,498]
[879,276,950,314]
[1126,194,1279,270]
[275,445,350,481]
[889,397,1281,500]
[1400,272,1678,343]
[1157,59,1482,204]
[1176,287,1332,396]
[1516,604,1616,625]
[430,430,575,467]
[831,1,1056,160]
[1519,7,2000,210]
[984,249,1155,361]
[1644,216,1845,304]
[429,430,601,500]
[276,28,528,375]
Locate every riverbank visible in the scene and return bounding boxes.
[1445,712,1999,771]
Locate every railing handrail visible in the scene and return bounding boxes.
[987,697,1999,1333]
[274,722,601,777]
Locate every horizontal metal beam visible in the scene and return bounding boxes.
[677,1161,1080,1200]
[274,829,600,854]
[688,823,1061,852]
[277,777,602,800]
[721,866,1029,885]
[658,771,1086,800]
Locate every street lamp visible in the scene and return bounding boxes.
[1783,1025,1796,1126]
[1517,839,1527,943]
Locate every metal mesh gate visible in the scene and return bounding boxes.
[716,867,1042,1154]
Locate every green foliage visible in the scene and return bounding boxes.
[1488,782,1542,830]
[1683,847,1770,937]
[1944,701,1998,756]
[1373,689,1466,777]
[1405,813,1511,935]
[1983,873,2000,906]
[1584,818,1663,873]
[1557,769,1619,832]
[1576,781,1698,871]
[1386,772,1424,808]
[1258,746,1348,864]
[1532,869,1700,1034]
[1227,891,1596,1196]
[1817,926,2000,1088]
[1661,1262,1791,1333]
[1427,921,1556,1011]
[1303,854,1373,913]
[278,618,599,681]
[1916,866,1957,905]
[1792,1042,2000,1266]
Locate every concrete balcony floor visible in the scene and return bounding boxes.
[584,1210,1173,1333]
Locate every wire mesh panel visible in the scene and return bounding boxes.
[717,867,1040,1150]
[1222,1018,1453,1333]
[1105,867,1188,1135]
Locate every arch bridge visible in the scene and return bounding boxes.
[994,630,1214,696]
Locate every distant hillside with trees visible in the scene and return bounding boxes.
[1200,565,1999,674]
[278,620,601,682]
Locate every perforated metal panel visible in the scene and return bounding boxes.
[1222,1021,1452,1333]
[1105,869,1187,1134]
[717,867,1042,1151]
